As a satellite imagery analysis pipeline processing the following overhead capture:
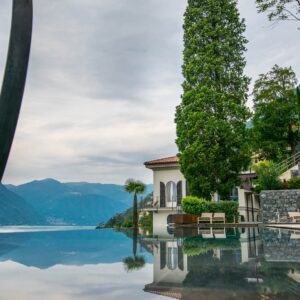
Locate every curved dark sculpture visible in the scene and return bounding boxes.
[0,0,33,181]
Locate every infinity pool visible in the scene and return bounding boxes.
[0,226,300,299]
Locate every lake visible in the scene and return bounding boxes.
[0,226,300,299]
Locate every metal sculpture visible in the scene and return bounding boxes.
[0,0,33,181]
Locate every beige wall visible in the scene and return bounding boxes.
[279,165,298,181]
[238,188,260,222]
[152,166,187,207]
[153,211,176,236]
[153,241,188,284]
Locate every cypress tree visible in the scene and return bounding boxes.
[175,0,250,199]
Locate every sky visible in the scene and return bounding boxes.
[0,0,299,185]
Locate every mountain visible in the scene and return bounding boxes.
[0,228,152,269]
[0,184,46,225]
[6,179,152,226]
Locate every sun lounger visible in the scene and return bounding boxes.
[291,231,300,239]
[197,213,213,224]
[288,212,300,223]
[198,228,214,238]
[213,228,226,239]
[212,213,225,224]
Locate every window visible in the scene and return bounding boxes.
[167,247,178,270]
[166,181,177,203]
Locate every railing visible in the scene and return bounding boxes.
[274,151,300,175]
[140,201,159,210]
[141,199,182,212]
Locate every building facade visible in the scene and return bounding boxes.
[144,156,260,235]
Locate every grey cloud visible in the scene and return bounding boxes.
[1,0,300,184]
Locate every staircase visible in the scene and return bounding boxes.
[275,151,300,175]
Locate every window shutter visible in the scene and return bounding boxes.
[160,241,166,269]
[160,182,166,208]
[178,246,184,271]
[177,181,182,205]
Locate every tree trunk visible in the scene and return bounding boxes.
[133,192,138,229]
[132,227,138,257]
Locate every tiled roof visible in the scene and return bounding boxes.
[144,155,179,166]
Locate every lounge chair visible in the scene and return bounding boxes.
[197,213,213,225]
[288,212,300,223]
[199,228,214,238]
[291,231,300,239]
[212,213,225,224]
[213,228,226,239]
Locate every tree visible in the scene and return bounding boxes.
[175,0,251,199]
[256,0,300,25]
[124,179,146,228]
[251,65,299,161]
[123,255,145,272]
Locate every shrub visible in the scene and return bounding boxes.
[183,236,240,257]
[287,177,300,189]
[122,217,133,228]
[252,160,283,193]
[182,197,239,223]
[182,196,209,215]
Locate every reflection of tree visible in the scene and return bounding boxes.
[123,255,145,272]
[184,251,254,291]
[122,228,146,272]
[182,234,240,257]
[182,235,300,296]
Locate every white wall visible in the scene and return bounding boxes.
[238,188,260,222]
[153,241,188,284]
[279,165,299,181]
[152,166,187,206]
[153,211,175,237]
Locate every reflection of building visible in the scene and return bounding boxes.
[144,228,263,299]
[143,156,260,235]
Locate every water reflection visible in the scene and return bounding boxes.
[1,227,300,299]
[143,227,300,299]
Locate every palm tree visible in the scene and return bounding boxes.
[124,179,146,229]
[122,255,145,272]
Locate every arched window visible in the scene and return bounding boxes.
[167,247,178,270]
[166,181,177,204]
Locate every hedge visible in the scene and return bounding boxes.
[182,196,239,223]
[287,178,300,189]
[183,236,240,256]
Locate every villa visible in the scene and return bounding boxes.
[143,227,262,299]
[143,155,260,236]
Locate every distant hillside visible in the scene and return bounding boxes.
[6,179,152,226]
[103,193,153,229]
[0,184,46,225]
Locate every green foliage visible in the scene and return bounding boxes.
[251,65,299,161]
[124,178,146,194]
[182,197,239,223]
[175,0,251,199]
[99,193,153,229]
[125,178,146,228]
[183,236,240,257]
[252,161,283,193]
[122,255,145,272]
[256,0,300,24]
[139,212,153,233]
[287,177,300,189]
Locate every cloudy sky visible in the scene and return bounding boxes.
[0,0,299,185]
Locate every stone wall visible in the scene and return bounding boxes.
[262,228,300,261]
[260,190,300,223]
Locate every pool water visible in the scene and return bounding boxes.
[0,226,300,299]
